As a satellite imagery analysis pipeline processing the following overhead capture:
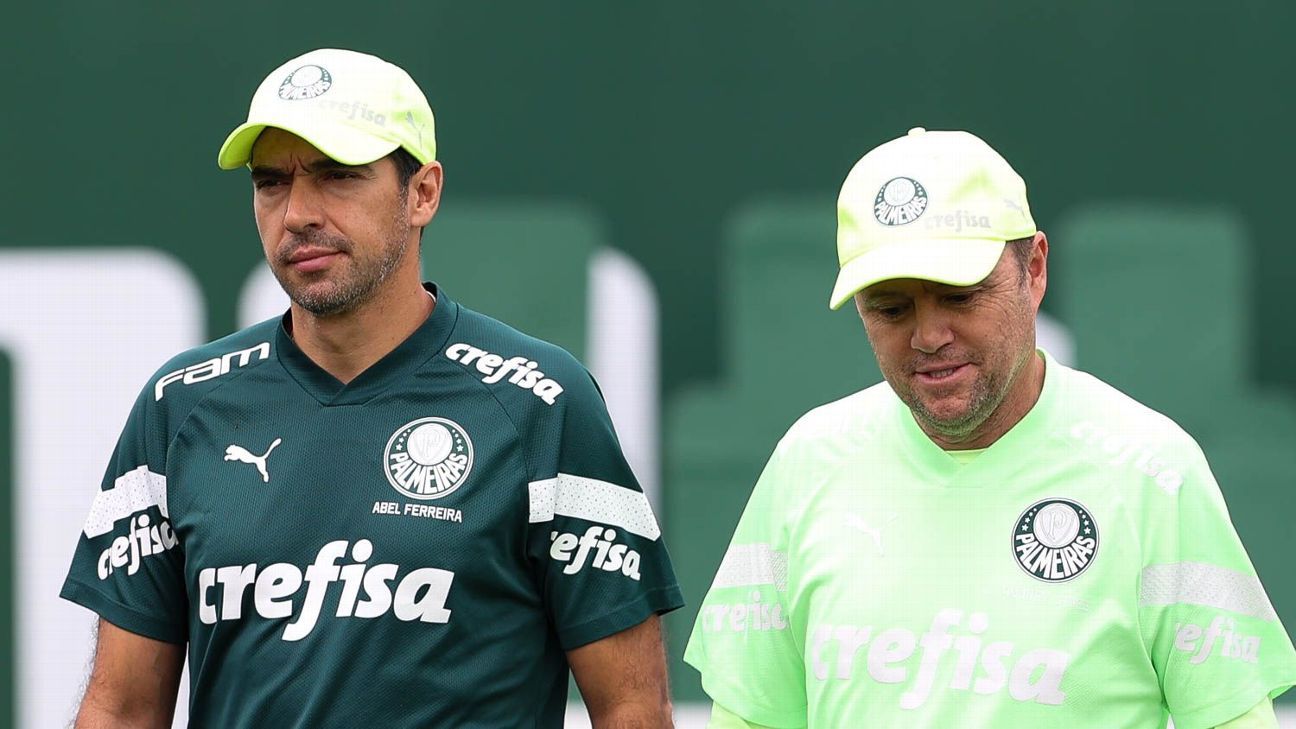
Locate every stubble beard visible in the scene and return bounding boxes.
[272,216,411,318]
[901,362,1009,442]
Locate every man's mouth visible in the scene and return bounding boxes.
[285,247,344,272]
[914,363,970,384]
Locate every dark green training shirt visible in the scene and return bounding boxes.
[61,284,683,728]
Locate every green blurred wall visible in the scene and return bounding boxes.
[4,1,1295,394]
[4,0,1296,720]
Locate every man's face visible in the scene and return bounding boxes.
[249,128,414,317]
[854,239,1047,444]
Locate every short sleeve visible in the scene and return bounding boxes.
[1214,698,1278,729]
[685,442,808,729]
[1138,443,1296,729]
[526,368,682,649]
[59,385,188,644]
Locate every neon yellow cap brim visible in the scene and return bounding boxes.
[828,238,1007,310]
[217,115,401,170]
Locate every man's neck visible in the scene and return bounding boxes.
[287,277,434,384]
[925,350,1047,451]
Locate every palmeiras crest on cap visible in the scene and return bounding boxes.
[384,417,474,500]
[873,176,929,226]
[279,64,333,101]
[1012,498,1098,582]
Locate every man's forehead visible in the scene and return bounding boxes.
[861,277,985,298]
[249,128,332,167]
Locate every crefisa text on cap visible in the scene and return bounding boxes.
[923,209,991,234]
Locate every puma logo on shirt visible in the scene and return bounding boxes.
[225,438,282,483]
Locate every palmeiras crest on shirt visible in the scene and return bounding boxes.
[873,176,929,226]
[279,64,333,100]
[1012,498,1098,582]
[384,417,474,500]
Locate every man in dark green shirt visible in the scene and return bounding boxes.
[62,48,682,728]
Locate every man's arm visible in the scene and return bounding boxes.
[75,619,185,729]
[568,615,672,728]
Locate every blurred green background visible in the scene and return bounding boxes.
[4,1,1296,725]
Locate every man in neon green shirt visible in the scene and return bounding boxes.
[685,127,1296,728]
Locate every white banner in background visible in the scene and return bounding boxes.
[0,250,202,729]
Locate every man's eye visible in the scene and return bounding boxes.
[253,179,284,190]
[945,293,975,305]
[325,170,359,180]
[874,306,905,319]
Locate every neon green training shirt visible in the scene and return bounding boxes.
[685,351,1296,728]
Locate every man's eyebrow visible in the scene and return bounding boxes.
[249,164,289,179]
[304,158,374,174]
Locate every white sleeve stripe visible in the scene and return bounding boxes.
[1140,562,1279,622]
[83,465,168,538]
[712,543,788,592]
[527,473,661,541]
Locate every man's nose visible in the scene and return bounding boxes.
[910,304,954,354]
[282,178,324,233]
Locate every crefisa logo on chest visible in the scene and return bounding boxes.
[384,417,474,500]
[1012,498,1098,582]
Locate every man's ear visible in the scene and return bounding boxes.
[409,161,443,228]
[1028,230,1049,308]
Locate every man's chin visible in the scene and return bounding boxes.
[915,391,973,417]
[912,398,981,432]
[287,285,357,317]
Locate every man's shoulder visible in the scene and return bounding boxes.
[1049,361,1217,499]
[1053,362,1201,452]
[146,318,280,407]
[442,302,594,411]
[448,302,584,369]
